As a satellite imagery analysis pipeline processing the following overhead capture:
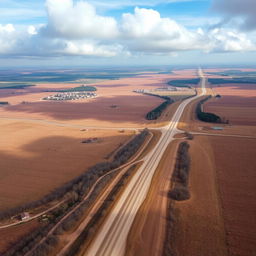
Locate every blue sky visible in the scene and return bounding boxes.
[0,0,256,67]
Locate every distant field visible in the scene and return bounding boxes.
[208,77,256,84]
[206,70,256,77]
[45,85,97,92]
[167,78,200,88]
[0,83,34,89]
[0,67,172,84]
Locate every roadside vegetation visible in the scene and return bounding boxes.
[196,96,223,123]
[169,142,191,201]
[163,141,191,256]
[146,96,174,120]
[66,164,138,256]
[2,130,149,256]
[0,129,148,221]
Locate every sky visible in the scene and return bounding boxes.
[0,0,256,67]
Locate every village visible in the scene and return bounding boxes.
[42,91,97,101]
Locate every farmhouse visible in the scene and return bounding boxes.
[20,212,30,221]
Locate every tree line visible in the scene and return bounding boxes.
[2,130,149,256]
[163,141,191,256]
[64,164,137,256]
[169,141,191,201]
[196,95,222,123]
[0,129,148,222]
[146,95,174,120]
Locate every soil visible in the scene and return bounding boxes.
[170,136,228,256]
[210,136,256,256]
[205,84,256,126]
[0,119,133,211]
[0,219,40,253]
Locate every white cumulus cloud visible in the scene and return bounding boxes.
[43,0,118,39]
[0,1,256,59]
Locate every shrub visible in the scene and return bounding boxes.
[169,186,190,201]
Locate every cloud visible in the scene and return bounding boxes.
[120,7,201,53]
[63,41,124,57]
[0,24,17,54]
[202,28,256,52]
[0,1,255,59]
[212,0,256,31]
[43,0,118,39]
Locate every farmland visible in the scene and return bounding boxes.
[165,68,256,256]
[0,67,255,256]
[0,119,133,212]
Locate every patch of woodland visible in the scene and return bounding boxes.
[64,164,137,256]
[145,95,174,120]
[163,141,191,256]
[168,142,191,201]
[196,95,227,123]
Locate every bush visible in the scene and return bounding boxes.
[146,97,173,120]
[169,186,190,201]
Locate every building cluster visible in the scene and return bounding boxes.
[43,92,97,101]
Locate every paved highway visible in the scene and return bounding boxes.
[83,69,207,256]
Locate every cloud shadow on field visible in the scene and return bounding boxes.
[0,133,130,213]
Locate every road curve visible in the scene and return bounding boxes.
[83,69,207,256]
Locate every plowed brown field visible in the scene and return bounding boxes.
[0,119,133,211]
[211,136,256,256]
[205,83,256,126]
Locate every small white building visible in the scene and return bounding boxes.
[20,212,30,221]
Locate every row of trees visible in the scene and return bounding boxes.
[163,141,191,256]
[146,96,174,120]
[169,142,191,201]
[65,165,137,256]
[0,129,149,221]
[196,96,222,123]
[3,130,149,256]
